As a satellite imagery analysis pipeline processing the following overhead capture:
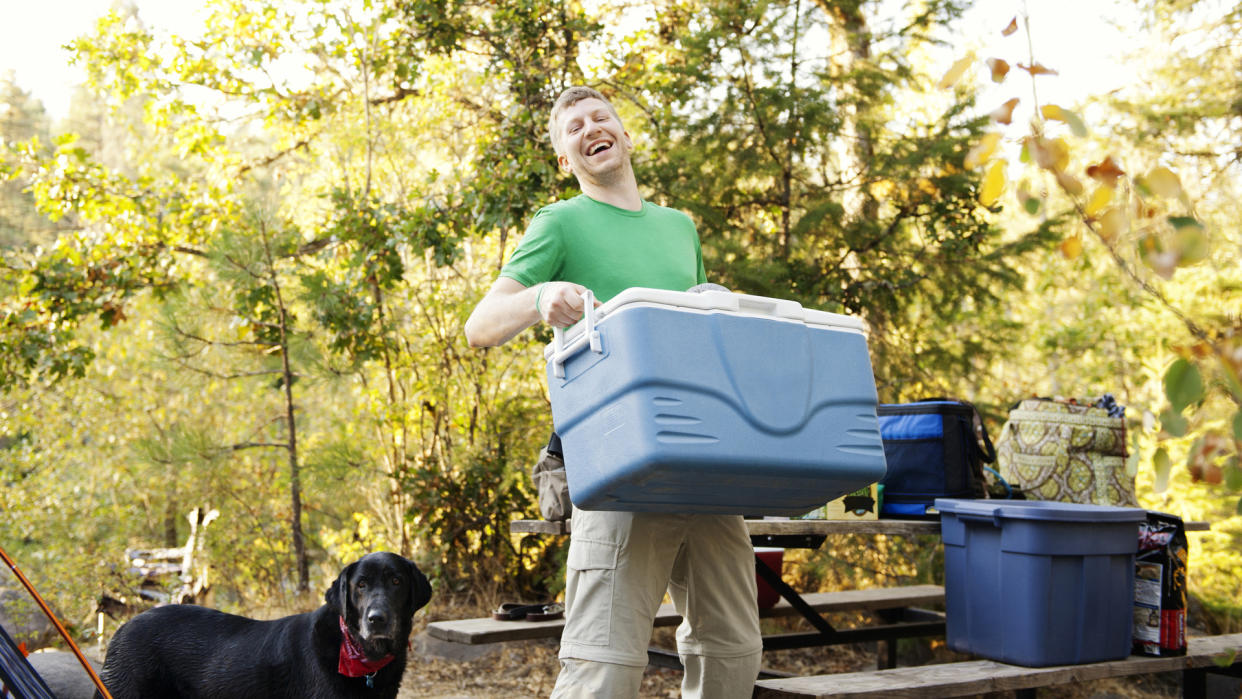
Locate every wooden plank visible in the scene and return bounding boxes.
[744,519,940,537]
[427,585,944,645]
[753,633,1242,698]
[426,615,570,644]
[507,519,940,537]
[766,585,942,615]
[509,518,1210,537]
[510,519,570,535]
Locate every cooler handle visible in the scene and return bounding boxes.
[732,293,804,320]
[947,501,1005,527]
[551,289,602,379]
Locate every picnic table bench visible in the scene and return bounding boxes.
[753,632,1242,698]
[426,583,945,646]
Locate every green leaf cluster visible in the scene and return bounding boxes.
[0,0,1238,627]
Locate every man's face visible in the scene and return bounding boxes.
[555,98,633,181]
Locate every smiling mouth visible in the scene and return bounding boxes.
[587,142,612,156]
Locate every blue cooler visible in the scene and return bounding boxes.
[936,498,1146,666]
[543,288,887,515]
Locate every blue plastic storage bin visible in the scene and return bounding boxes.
[544,287,888,515]
[936,498,1146,666]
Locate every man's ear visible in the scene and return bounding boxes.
[557,153,572,173]
[325,561,357,621]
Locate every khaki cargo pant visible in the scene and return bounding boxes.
[549,507,763,699]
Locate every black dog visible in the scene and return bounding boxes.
[97,552,431,699]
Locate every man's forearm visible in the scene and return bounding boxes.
[464,281,542,348]
[466,278,595,348]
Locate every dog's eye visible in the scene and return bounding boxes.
[391,576,402,586]
[356,580,367,590]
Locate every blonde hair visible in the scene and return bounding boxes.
[547,86,624,156]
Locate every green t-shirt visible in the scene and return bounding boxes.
[499,194,707,303]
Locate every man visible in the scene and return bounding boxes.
[464,86,762,698]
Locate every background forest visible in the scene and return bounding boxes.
[1,0,1240,649]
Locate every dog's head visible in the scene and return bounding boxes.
[325,552,432,660]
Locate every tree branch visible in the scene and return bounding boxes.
[229,441,290,451]
[237,139,311,176]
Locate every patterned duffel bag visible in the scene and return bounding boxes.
[996,397,1137,507]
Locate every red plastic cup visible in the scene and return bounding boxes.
[754,547,784,609]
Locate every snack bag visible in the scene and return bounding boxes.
[1132,511,1188,657]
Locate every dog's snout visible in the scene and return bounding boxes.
[366,608,388,627]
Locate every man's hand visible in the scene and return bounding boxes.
[537,282,600,328]
[464,277,602,348]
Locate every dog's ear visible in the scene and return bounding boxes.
[405,557,432,614]
[325,560,358,621]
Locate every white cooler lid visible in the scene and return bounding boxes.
[544,287,866,360]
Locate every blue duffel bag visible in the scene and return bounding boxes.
[877,400,996,518]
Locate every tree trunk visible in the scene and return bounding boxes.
[263,230,309,593]
[819,0,878,222]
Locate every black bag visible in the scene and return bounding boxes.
[1133,511,1188,657]
[531,432,571,522]
[877,399,996,519]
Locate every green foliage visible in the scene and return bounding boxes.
[1164,358,1205,414]
[0,0,1239,632]
[949,4,1242,618]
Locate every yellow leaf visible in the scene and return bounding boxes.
[1041,104,1065,121]
[1029,137,1071,172]
[1060,234,1082,259]
[1057,171,1084,196]
[1098,207,1128,242]
[1143,167,1183,198]
[1086,156,1126,183]
[1050,138,1071,171]
[965,133,1003,169]
[989,98,1020,125]
[869,179,895,199]
[1146,250,1178,279]
[1173,222,1209,264]
[980,159,1006,206]
[1002,17,1019,36]
[1017,62,1058,76]
[1085,185,1114,217]
[986,57,1010,83]
[938,52,976,89]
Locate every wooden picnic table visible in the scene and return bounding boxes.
[508,516,1211,674]
[510,517,955,671]
[510,517,1209,537]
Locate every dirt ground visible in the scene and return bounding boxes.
[395,610,1196,699]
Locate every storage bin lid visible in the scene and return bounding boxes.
[545,286,864,359]
[935,498,1146,523]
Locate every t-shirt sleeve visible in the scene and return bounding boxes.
[688,216,707,286]
[499,207,565,289]
[694,235,708,286]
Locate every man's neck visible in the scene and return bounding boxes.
[577,168,643,212]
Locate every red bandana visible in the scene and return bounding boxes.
[337,616,395,680]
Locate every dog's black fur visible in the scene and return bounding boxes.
[97,552,431,699]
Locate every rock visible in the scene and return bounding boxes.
[0,583,57,649]
[411,630,501,662]
[27,649,103,699]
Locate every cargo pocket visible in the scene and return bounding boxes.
[563,538,620,648]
